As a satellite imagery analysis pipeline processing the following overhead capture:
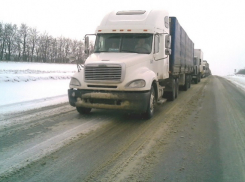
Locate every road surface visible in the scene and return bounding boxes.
[0,76,245,182]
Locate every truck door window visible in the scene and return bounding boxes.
[194,57,197,65]
[154,34,159,53]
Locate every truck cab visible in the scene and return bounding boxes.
[193,49,203,83]
[68,10,193,119]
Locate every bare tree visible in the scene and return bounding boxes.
[0,21,92,63]
[15,31,22,61]
[28,28,38,62]
[35,36,40,62]
[38,32,51,63]
[0,22,6,60]
[64,38,71,63]
[4,24,18,60]
[19,23,29,61]
[57,36,64,63]
[77,40,85,63]
[0,22,3,60]
[49,38,57,63]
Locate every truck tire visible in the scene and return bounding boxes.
[144,86,155,119]
[76,107,92,114]
[175,78,179,98]
[194,78,198,84]
[168,79,176,101]
[183,75,189,91]
[198,74,201,82]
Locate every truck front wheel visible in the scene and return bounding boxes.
[167,79,176,101]
[76,107,92,114]
[144,86,155,119]
[198,74,201,82]
[183,75,189,91]
[175,78,179,98]
[194,78,198,84]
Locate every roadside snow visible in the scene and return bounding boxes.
[223,75,245,92]
[0,80,70,114]
[0,61,76,72]
[0,61,75,82]
[0,61,77,114]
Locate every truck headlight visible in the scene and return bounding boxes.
[125,79,146,88]
[70,77,81,86]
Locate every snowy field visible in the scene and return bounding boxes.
[1,61,245,115]
[223,74,245,92]
[0,62,76,114]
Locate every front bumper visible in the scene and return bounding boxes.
[68,89,151,112]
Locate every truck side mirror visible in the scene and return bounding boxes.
[68,55,76,63]
[85,36,89,55]
[165,34,171,48]
[165,48,171,55]
[84,49,89,54]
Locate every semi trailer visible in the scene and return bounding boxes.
[202,60,207,77]
[192,49,203,83]
[203,61,211,77]
[68,9,194,118]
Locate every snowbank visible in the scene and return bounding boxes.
[0,61,76,71]
[0,61,76,82]
[0,62,77,114]
[223,75,245,92]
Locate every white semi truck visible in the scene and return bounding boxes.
[68,10,194,118]
[203,60,211,77]
[202,60,207,78]
[192,49,203,83]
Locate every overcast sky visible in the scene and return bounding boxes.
[1,0,245,75]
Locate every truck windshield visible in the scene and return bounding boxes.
[94,33,153,54]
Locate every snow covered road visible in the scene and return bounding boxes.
[1,76,245,182]
[1,62,245,181]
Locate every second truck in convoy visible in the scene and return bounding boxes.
[192,49,211,80]
[68,9,195,118]
[192,49,203,83]
[203,60,211,77]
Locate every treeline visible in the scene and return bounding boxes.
[0,22,94,63]
[237,69,245,75]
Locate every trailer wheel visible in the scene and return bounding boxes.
[165,79,175,101]
[175,78,179,98]
[198,74,201,82]
[144,86,155,119]
[194,78,198,84]
[183,75,189,91]
[76,107,92,114]
[188,76,191,88]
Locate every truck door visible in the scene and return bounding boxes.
[153,34,161,60]
[153,34,168,79]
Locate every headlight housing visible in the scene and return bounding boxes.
[125,79,146,88]
[70,77,81,86]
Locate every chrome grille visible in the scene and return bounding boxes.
[85,64,122,82]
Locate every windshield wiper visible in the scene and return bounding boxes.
[121,50,150,54]
[120,50,139,53]
[94,51,109,53]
